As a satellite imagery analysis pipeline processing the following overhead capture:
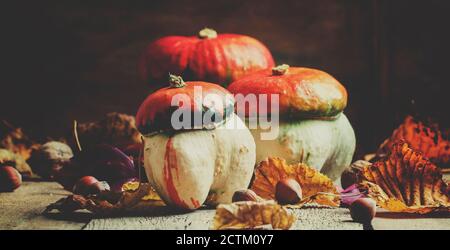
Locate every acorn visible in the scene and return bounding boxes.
[0,166,22,192]
[232,189,261,202]
[275,178,302,205]
[72,176,110,196]
[350,198,377,224]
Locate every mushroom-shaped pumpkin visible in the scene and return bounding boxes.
[136,75,256,209]
[228,65,356,181]
[138,28,274,88]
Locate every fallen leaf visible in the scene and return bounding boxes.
[378,116,449,168]
[0,148,33,176]
[357,141,450,213]
[73,112,142,150]
[45,183,165,216]
[121,181,162,201]
[212,200,296,230]
[0,120,38,161]
[250,157,340,207]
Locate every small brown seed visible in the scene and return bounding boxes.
[350,198,376,224]
[73,176,110,196]
[275,178,302,205]
[0,166,22,192]
[232,189,260,202]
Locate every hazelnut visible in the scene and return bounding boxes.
[341,160,371,189]
[0,166,22,192]
[73,176,110,196]
[232,189,261,202]
[350,198,376,224]
[275,178,302,205]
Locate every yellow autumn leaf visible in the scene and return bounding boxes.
[212,200,296,230]
[121,181,162,201]
[250,157,340,207]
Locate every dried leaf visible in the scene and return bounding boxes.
[45,183,165,215]
[378,116,449,168]
[212,200,296,230]
[0,120,38,160]
[73,112,142,150]
[0,148,33,176]
[251,157,340,206]
[358,141,450,213]
[121,181,162,201]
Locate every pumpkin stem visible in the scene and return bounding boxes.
[168,74,186,88]
[272,64,290,75]
[198,28,218,39]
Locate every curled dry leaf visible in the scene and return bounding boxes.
[250,157,340,207]
[212,200,296,230]
[378,116,449,168]
[357,141,450,213]
[45,183,165,216]
[73,112,142,150]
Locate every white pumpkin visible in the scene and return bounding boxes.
[228,65,356,181]
[136,75,256,210]
[143,113,255,209]
[251,113,355,180]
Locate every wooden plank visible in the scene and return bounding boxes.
[372,211,450,230]
[84,206,364,230]
[0,182,88,230]
[2,179,449,230]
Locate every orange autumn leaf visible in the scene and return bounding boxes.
[358,141,450,213]
[378,116,449,168]
[0,120,38,161]
[250,157,340,207]
[212,200,296,230]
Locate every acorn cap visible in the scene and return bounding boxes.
[227,65,348,120]
[136,75,235,135]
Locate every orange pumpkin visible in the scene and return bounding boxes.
[136,74,234,135]
[227,64,348,119]
[136,75,255,209]
[138,28,274,88]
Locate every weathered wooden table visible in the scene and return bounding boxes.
[1,181,449,230]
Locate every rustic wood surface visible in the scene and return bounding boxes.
[0,181,449,230]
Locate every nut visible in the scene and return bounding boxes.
[350,198,376,224]
[341,160,371,189]
[275,178,302,205]
[73,176,110,196]
[232,189,261,202]
[0,166,22,192]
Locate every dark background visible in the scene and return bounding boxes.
[1,0,449,157]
